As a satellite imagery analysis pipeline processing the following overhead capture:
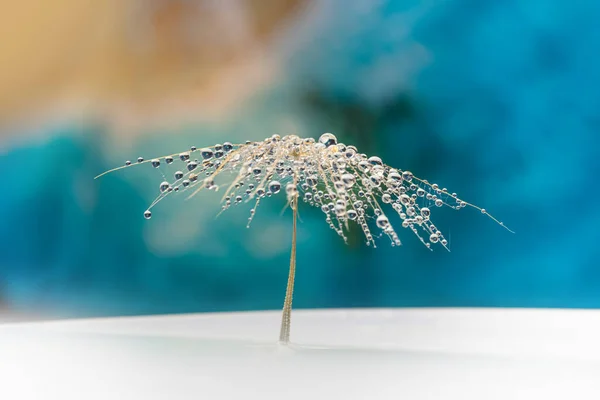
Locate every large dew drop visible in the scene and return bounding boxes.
[201,148,214,160]
[341,173,356,189]
[376,215,390,229]
[318,133,337,147]
[159,181,170,192]
[268,180,281,194]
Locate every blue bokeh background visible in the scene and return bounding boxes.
[1,0,598,319]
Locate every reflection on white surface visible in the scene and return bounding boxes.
[1,308,600,400]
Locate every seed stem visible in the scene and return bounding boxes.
[279,198,298,344]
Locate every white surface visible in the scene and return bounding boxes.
[1,308,600,400]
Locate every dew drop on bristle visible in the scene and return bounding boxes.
[165,156,174,164]
[179,152,190,162]
[144,210,152,219]
[268,180,281,194]
[151,159,160,168]
[159,182,170,192]
[174,171,184,180]
[306,175,319,187]
[342,173,356,188]
[125,160,131,166]
[187,161,198,171]
[376,215,390,229]
[137,157,144,163]
[201,148,214,160]
[318,133,337,147]
[368,156,383,166]
[347,210,358,220]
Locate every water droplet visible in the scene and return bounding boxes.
[197,148,212,160]
[376,215,390,229]
[144,210,152,219]
[369,175,382,187]
[306,175,319,187]
[319,133,338,147]
[341,173,356,188]
[137,157,144,163]
[268,180,281,194]
[187,161,198,171]
[435,199,443,207]
[223,142,233,152]
[430,233,440,243]
[381,194,392,204]
[159,182,170,192]
[125,160,131,166]
[174,171,184,180]
[151,159,161,168]
[402,171,413,182]
[368,156,383,166]
[347,210,358,220]
[420,207,431,218]
[165,156,174,164]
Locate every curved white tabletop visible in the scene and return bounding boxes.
[1,308,599,400]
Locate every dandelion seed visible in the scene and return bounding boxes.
[95,133,513,343]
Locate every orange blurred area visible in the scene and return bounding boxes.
[0,0,308,133]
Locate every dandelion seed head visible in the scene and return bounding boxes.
[96,133,512,250]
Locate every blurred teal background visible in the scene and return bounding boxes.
[1,0,599,320]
